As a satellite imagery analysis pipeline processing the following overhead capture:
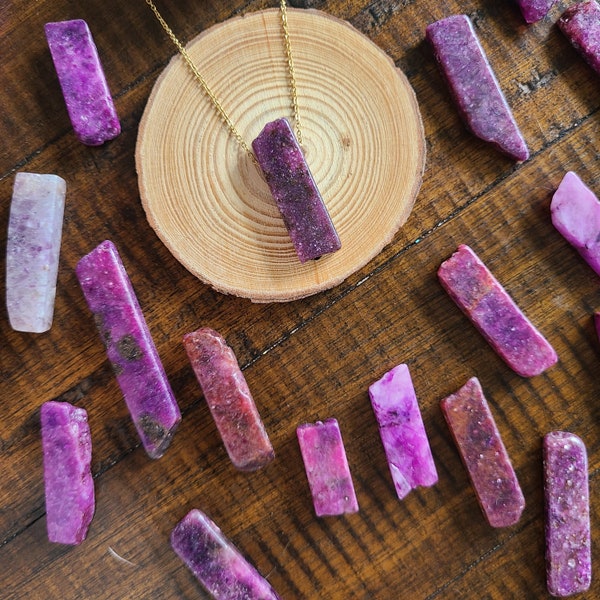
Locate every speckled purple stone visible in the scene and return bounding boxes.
[438,244,557,377]
[45,19,120,145]
[517,0,557,23]
[559,1,600,76]
[544,431,591,597]
[41,401,94,545]
[441,378,525,528]
[252,118,341,263]
[426,15,529,161]
[171,509,281,600]
[296,418,359,516]
[368,364,438,500]
[76,240,181,459]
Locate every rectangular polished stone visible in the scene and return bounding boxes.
[438,244,558,377]
[76,240,181,459]
[517,0,557,23]
[441,377,525,528]
[6,172,66,333]
[183,327,274,471]
[558,1,600,76]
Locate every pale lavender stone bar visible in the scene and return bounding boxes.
[426,15,529,161]
[517,0,557,23]
[6,172,66,333]
[558,1,600,76]
[171,509,281,600]
[41,401,95,545]
[45,19,120,145]
[368,364,438,500]
[438,244,558,377]
[76,240,181,458]
[544,431,591,597]
[252,118,341,262]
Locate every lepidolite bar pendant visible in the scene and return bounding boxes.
[41,401,94,545]
[441,378,525,528]
[544,431,591,597]
[6,172,66,333]
[252,118,341,263]
[76,240,181,459]
[45,19,120,145]
[558,1,600,76]
[171,509,281,600]
[182,327,274,471]
[438,244,558,377]
[296,419,358,516]
[426,15,529,161]
[517,0,557,23]
[368,364,438,500]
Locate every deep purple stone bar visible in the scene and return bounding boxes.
[41,401,95,545]
[438,244,558,377]
[252,118,341,262]
[558,1,600,76]
[544,431,591,597]
[441,378,525,528]
[76,240,181,459]
[426,15,529,161]
[517,0,557,23]
[297,418,359,516]
[368,364,438,500]
[171,509,281,600]
[45,19,120,145]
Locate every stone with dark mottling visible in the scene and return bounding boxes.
[517,0,557,23]
[558,1,600,76]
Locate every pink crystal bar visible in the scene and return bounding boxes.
[296,419,358,516]
[544,431,591,597]
[182,327,274,471]
[441,378,525,528]
[368,364,438,500]
[171,509,281,599]
[45,19,120,145]
[438,244,558,377]
[6,172,66,333]
[426,15,529,161]
[76,240,181,459]
[558,1,600,76]
[41,401,94,545]
[517,0,557,23]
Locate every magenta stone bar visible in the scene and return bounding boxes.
[544,431,591,597]
[45,19,120,145]
[41,401,95,545]
[252,118,341,263]
[171,509,281,600]
[426,15,529,161]
[182,327,274,471]
[76,240,181,459]
[368,364,438,500]
[517,0,557,23]
[438,244,558,377]
[441,378,525,528]
[559,1,600,76]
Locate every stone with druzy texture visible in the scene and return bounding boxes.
[252,118,341,262]
[558,1,600,76]
[6,172,66,333]
[296,418,359,516]
[45,19,120,145]
[438,244,558,377]
[544,431,591,597]
[426,15,529,162]
[182,327,274,471]
[76,240,181,459]
[368,364,438,500]
[440,378,525,528]
[41,401,94,545]
[551,171,600,277]
[517,0,557,23]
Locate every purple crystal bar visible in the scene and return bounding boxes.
[544,431,591,597]
[171,509,281,600]
[441,377,525,528]
[368,364,438,500]
[426,15,529,161]
[517,0,557,23]
[182,327,274,471]
[558,1,600,76]
[252,118,341,262]
[438,244,558,377]
[41,401,94,545]
[296,418,358,516]
[45,19,120,145]
[76,240,181,459]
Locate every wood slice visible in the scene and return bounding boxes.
[136,8,425,302]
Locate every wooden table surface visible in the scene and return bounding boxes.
[2,1,599,598]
